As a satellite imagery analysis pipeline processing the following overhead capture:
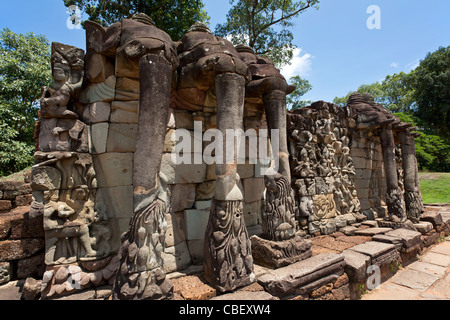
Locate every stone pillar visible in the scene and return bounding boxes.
[398,129,424,222]
[263,90,291,180]
[379,124,406,222]
[113,54,173,300]
[203,73,255,293]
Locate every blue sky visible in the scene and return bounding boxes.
[1,0,449,102]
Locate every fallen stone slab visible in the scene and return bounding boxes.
[361,220,378,228]
[420,212,443,228]
[211,290,277,300]
[171,275,216,300]
[377,219,417,231]
[354,227,393,237]
[372,234,403,251]
[348,241,398,266]
[384,229,422,249]
[342,249,370,283]
[339,226,358,236]
[414,222,433,234]
[250,235,312,269]
[257,253,345,297]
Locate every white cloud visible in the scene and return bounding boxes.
[390,62,399,68]
[280,48,313,81]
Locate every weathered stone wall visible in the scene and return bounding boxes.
[0,205,45,285]
[26,14,425,299]
[0,179,33,212]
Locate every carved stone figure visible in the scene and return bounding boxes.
[262,173,297,241]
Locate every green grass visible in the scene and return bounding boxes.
[419,172,450,204]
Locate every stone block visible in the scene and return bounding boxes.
[93,153,133,188]
[170,184,196,212]
[79,76,116,103]
[342,249,370,283]
[106,123,138,153]
[340,226,358,236]
[184,209,210,240]
[110,100,139,123]
[414,222,433,234]
[172,275,216,300]
[243,201,262,227]
[163,241,192,273]
[6,207,44,240]
[0,261,12,285]
[174,110,194,130]
[211,291,276,300]
[165,212,186,247]
[95,186,133,220]
[194,200,212,210]
[115,77,140,101]
[17,252,45,279]
[0,200,12,212]
[384,229,422,249]
[195,181,215,200]
[257,253,345,297]
[186,239,205,265]
[420,212,443,228]
[342,213,357,225]
[14,194,32,207]
[82,101,111,124]
[354,227,392,237]
[89,122,109,154]
[243,178,265,203]
[161,153,207,185]
[0,239,44,262]
[237,163,254,179]
[348,241,398,267]
[250,236,312,268]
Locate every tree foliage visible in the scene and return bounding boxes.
[0,28,52,175]
[394,113,450,172]
[333,46,450,172]
[287,75,312,110]
[215,0,319,67]
[412,46,450,139]
[64,0,209,41]
[333,73,415,113]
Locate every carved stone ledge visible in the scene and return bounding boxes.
[250,234,312,269]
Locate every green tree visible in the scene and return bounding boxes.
[287,75,312,110]
[0,28,52,175]
[411,46,450,139]
[64,0,209,41]
[215,0,319,67]
[332,73,416,113]
[394,113,450,172]
[333,82,384,107]
[381,71,416,113]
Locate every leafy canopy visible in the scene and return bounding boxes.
[215,0,319,67]
[287,75,312,110]
[0,28,52,175]
[64,0,209,40]
[412,46,450,138]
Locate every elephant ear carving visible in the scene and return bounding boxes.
[85,20,121,57]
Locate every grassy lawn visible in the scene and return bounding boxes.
[419,172,450,204]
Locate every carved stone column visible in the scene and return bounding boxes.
[379,124,406,222]
[263,90,291,180]
[203,72,255,293]
[113,54,173,300]
[398,129,424,223]
[250,90,312,269]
